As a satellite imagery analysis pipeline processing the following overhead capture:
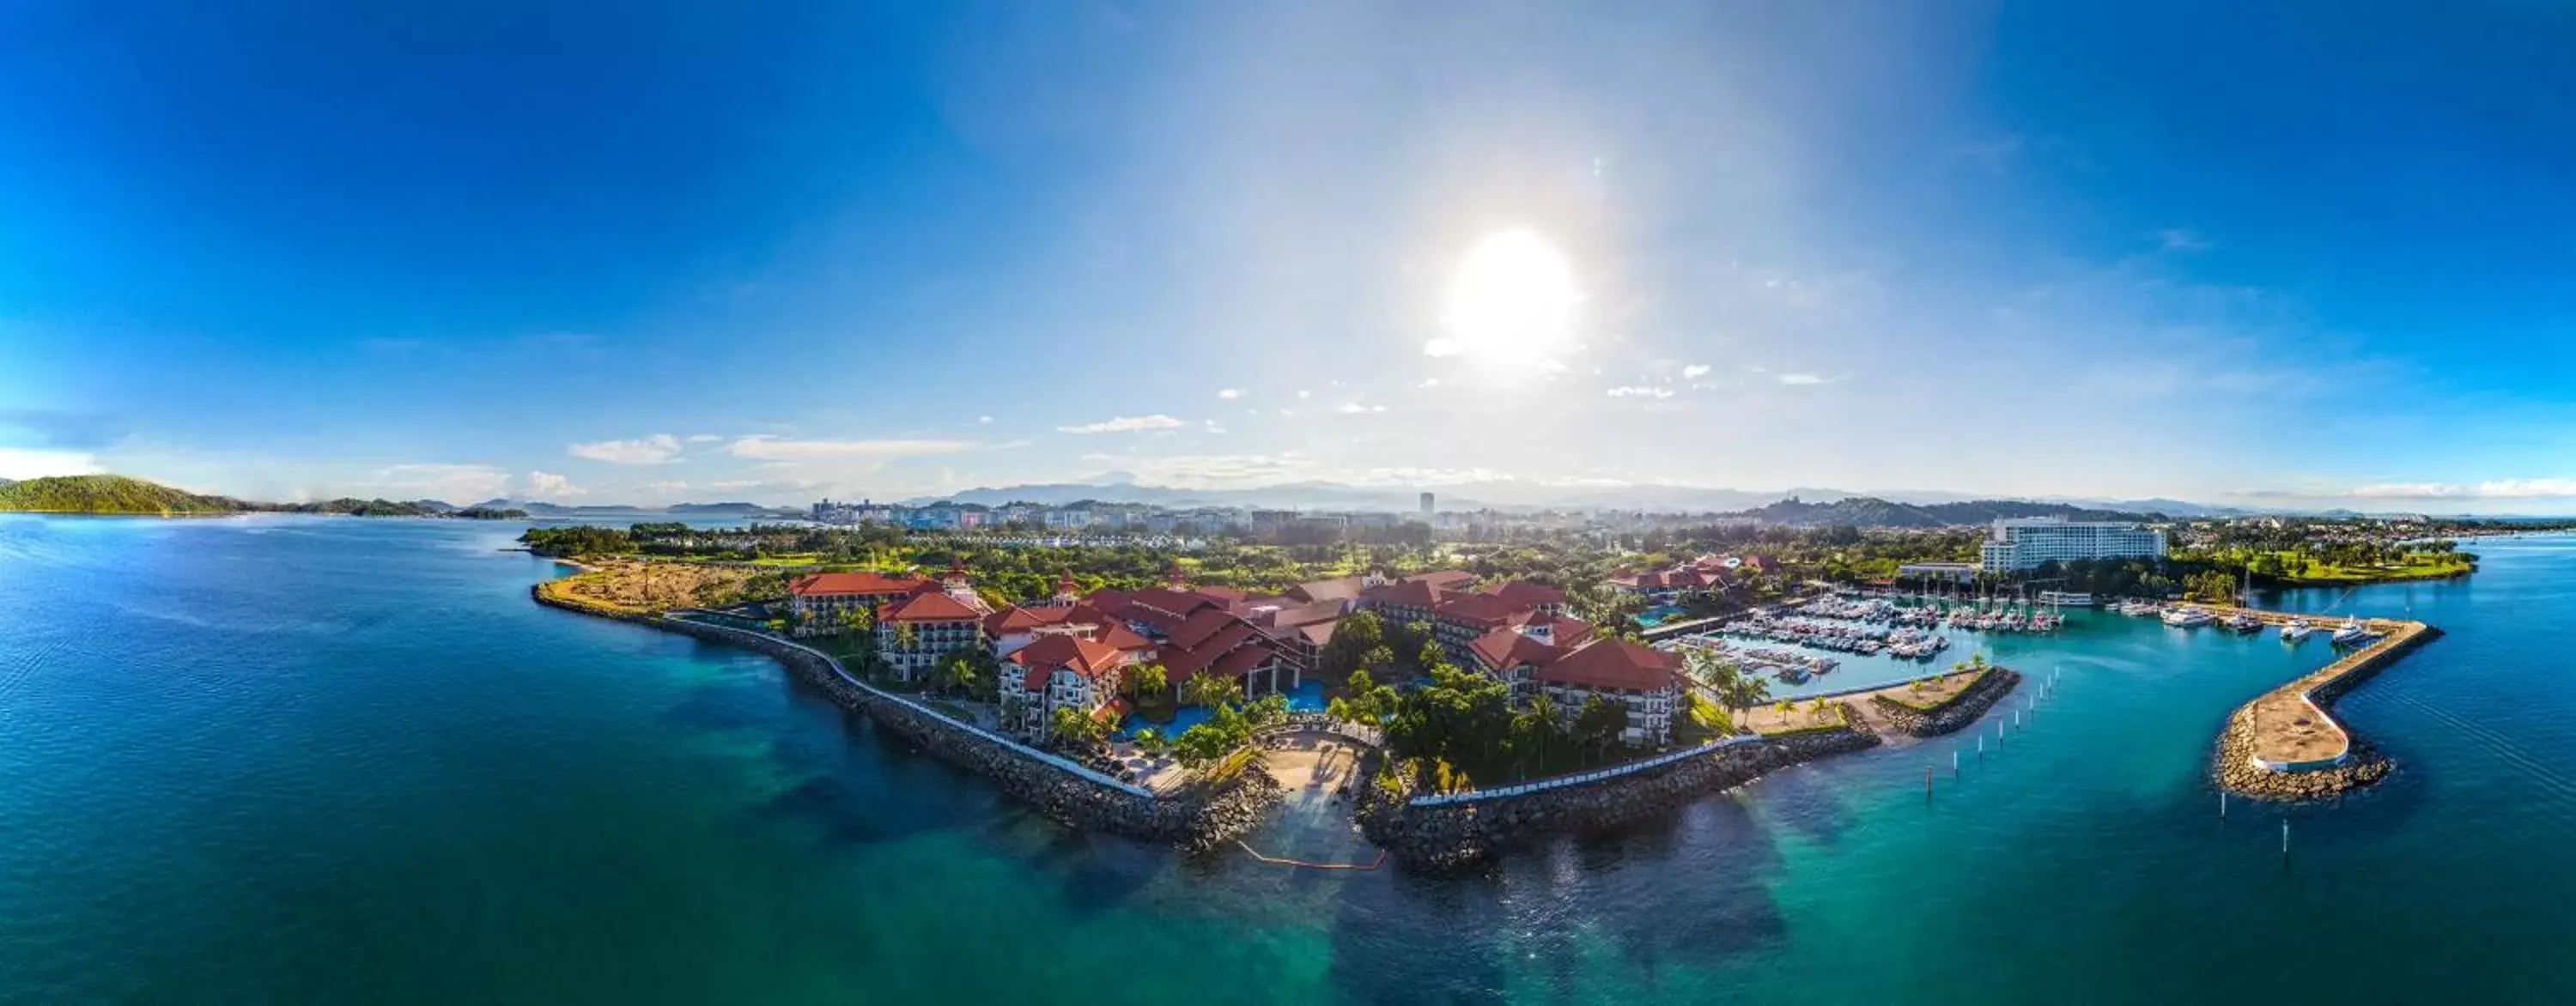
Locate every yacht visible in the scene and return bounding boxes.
[2037,591,2097,608]
[2280,618,2314,642]
[2161,607,2215,628]
[2330,618,2378,646]
[2222,612,2263,633]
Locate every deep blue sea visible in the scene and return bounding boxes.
[5,514,2574,1003]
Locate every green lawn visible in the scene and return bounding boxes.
[2269,552,2472,584]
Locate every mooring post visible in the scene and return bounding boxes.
[2281,818,2291,858]
[1977,734,1984,760]
[2221,791,2228,819]
[1925,765,1933,798]
[1953,749,1960,776]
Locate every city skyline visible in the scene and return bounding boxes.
[10,3,2576,512]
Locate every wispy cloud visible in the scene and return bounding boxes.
[2156,227,2212,252]
[1777,373,1833,386]
[1334,403,1386,415]
[0,446,103,480]
[2345,479,2576,500]
[1606,385,1674,399]
[727,436,981,459]
[1681,364,1711,379]
[1057,415,1186,434]
[568,433,683,465]
[1217,388,1245,400]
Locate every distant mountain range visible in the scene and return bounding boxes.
[471,499,805,518]
[891,476,2252,519]
[0,475,528,518]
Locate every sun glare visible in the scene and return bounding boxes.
[1429,228,1581,382]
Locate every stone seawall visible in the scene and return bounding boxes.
[532,585,1279,852]
[1871,668,2024,736]
[2214,621,2439,801]
[1360,727,1882,870]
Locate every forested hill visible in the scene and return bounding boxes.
[1722,496,2165,528]
[0,475,241,514]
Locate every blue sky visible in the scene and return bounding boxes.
[7,2,2576,511]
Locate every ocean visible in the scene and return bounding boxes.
[3,513,2572,1003]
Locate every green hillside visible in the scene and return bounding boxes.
[0,475,242,514]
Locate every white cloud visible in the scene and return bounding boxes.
[2346,479,2576,500]
[1336,403,1368,415]
[1422,338,1462,358]
[568,433,683,465]
[518,470,582,498]
[1055,415,1187,434]
[1296,390,1313,399]
[1203,420,1227,433]
[976,415,993,424]
[1217,388,1245,400]
[1682,364,1711,379]
[2157,227,2212,252]
[1416,378,1442,389]
[684,433,723,443]
[0,447,102,480]
[1607,385,1674,399]
[644,480,691,494]
[1777,373,1832,386]
[727,436,981,459]
[358,464,513,502]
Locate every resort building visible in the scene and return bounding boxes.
[1896,561,1979,585]
[1603,555,1745,603]
[873,564,994,679]
[995,633,1143,742]
[1357,572,1578,668]
[1467,624,1685,746]
[785,570,936,637]
[1976,518,2167,573]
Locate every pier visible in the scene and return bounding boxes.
[2200,603,2440,799]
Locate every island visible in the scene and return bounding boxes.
[0,474,532,518]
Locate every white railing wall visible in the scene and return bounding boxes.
[666,617,1154,797]
[1406,734,1759,808]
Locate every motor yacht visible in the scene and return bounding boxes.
[2161,607,2215,627]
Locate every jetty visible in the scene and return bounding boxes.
[2201,603,2440,799]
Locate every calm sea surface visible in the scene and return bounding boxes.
[5,515,2575,1003]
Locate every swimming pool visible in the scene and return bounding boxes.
[1635,604,1689,627]
[1116,679,1327,738]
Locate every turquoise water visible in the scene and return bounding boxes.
[1635,604,1687,627]
[6,515,2576,1003]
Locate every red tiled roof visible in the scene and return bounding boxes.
[985,604,1079,634]
[1212,644,1271,677]
[1129,587,1220,619]
[879,591,985,623]
[1538,638,1682,692]
[1169,608,1240,651]
[1486,580,1566,607]
[1434,591,1525,628]
[789,571,933,597]
[1469,627,1561,672]
[1097,623,1155,654]
[1361,579,1443,609]
[1285,576,1368,604]
[1410,570,1478,591]
[1005,633,1130,689]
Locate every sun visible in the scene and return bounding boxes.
[1428,228,1582,382]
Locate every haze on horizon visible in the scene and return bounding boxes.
[7,3,2576,513]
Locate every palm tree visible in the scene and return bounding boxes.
[1523,694,1562,767]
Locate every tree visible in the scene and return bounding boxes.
[1318,610,1385,682]
[1516,693,1563,769]
[1048,706,1106,751]
[1327,668,1399,726]
[1577,695,1631,760]
[1182,673,1244,711]
[1122,662,1169,701]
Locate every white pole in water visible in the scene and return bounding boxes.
[2281,819,2291,858]
[1953,749,1961,776]
[2220,791,2228,819]
[1978,734,1984,760]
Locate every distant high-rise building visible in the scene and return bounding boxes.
[1419,492,1435,516]
[1977,518,2166,572]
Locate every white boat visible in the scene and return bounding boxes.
[2280,619,2314,641]
[2330,618,2377,646]
[2037,591,2097,608]
[2222,612,2263,633]
[2161,607,2214,627]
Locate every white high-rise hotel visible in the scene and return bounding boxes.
[1978,517,2166,572]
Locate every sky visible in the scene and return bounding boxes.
[7,1,2576,512]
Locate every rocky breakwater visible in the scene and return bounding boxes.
[533,594,1283,852]
[1364,722,1882,871]
[2215,619,2438,801]
[1870,667,2024,737]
